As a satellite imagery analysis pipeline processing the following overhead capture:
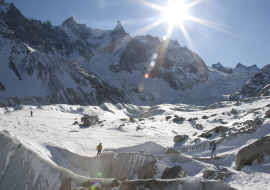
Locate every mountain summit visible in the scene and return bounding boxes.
[110,21,128,41]
[0,1,265,107]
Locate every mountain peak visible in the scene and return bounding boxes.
[0,0,5,5]
[212,62,233,74]
[114,21,126,35]
[62,16,76,26]
[212,62,223,68]
[235,62,245,68]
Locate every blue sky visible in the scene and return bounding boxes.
[5,0,270,68]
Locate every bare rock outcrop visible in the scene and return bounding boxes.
[203,168,232,180]
[173,116,186,122]
[174,135,188,143]
[80,115,99,126]
[165,148,180,155]
[161,166,186,179]
[235,135,270,170]
[137,161,159,179]
[230,108,238,114]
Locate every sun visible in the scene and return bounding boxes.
[164,0,188,25]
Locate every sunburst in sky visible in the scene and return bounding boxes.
[129,0,240,51]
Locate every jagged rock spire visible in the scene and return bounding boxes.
[115,21,126,35]
[110,21,127,39]
[62,16,76,26]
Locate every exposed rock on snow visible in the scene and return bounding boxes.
[129,117,136,122]
[173,116,186,122]
[230,108,238,114]
[198,132,212,138]
[203,168,232,180]
[235,135,270,170]
[196,124,203,129]
[174,135,188,143]
[214,126,229,133]
[161,165,186,179]
[137,160,161,179]
[264,110,270,118]
[80,115,100,126]
[165,116,172,120]
[165,148,180,155]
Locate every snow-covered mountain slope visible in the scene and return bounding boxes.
[0,0,263,107]
[229,64,270,101]
[1,97,270,189]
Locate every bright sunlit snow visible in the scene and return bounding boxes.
[1,97,270,189]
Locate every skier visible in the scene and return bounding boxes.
[30,110,33,117]
[209,141,217,159]
[97,143,102,155]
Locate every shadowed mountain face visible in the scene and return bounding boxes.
[0,0,263,107]
[229,64,270,100]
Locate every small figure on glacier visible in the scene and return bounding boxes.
[209,141,217,159]
[30,110,33,117]
[97,143,102,155]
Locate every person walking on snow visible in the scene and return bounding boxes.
[30,110,33,117]
[209,141,217,159]
[97,143,102,155]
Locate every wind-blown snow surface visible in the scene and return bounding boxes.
[1,97,270,189]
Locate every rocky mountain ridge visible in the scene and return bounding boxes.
[0,0,266,107]
[229,64,270,100]
[212,62,259,74]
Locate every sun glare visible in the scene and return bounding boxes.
[164,0,188,25]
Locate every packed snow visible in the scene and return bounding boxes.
[1,97,270,189]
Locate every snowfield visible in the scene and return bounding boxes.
[1,97,270,189]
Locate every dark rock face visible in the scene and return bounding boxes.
[265,110,270,118]
[110,37,150,73]
[235,135,270,170]
[203,168,232,180]
[174,135,188,143]
[173,116,185,122]
[229,64,270,100]
[152,44,209,90]
[110,21,128,41]
[80,116,100,126]
[161,166,186,179]
[2,4,71,55]
[212,62,233,74]
[137,160,158,179]
[198,132,212,138]
[165,148,180,155]
[110,34,209,91]
[0,81,5,91]
[230,108,238,114]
